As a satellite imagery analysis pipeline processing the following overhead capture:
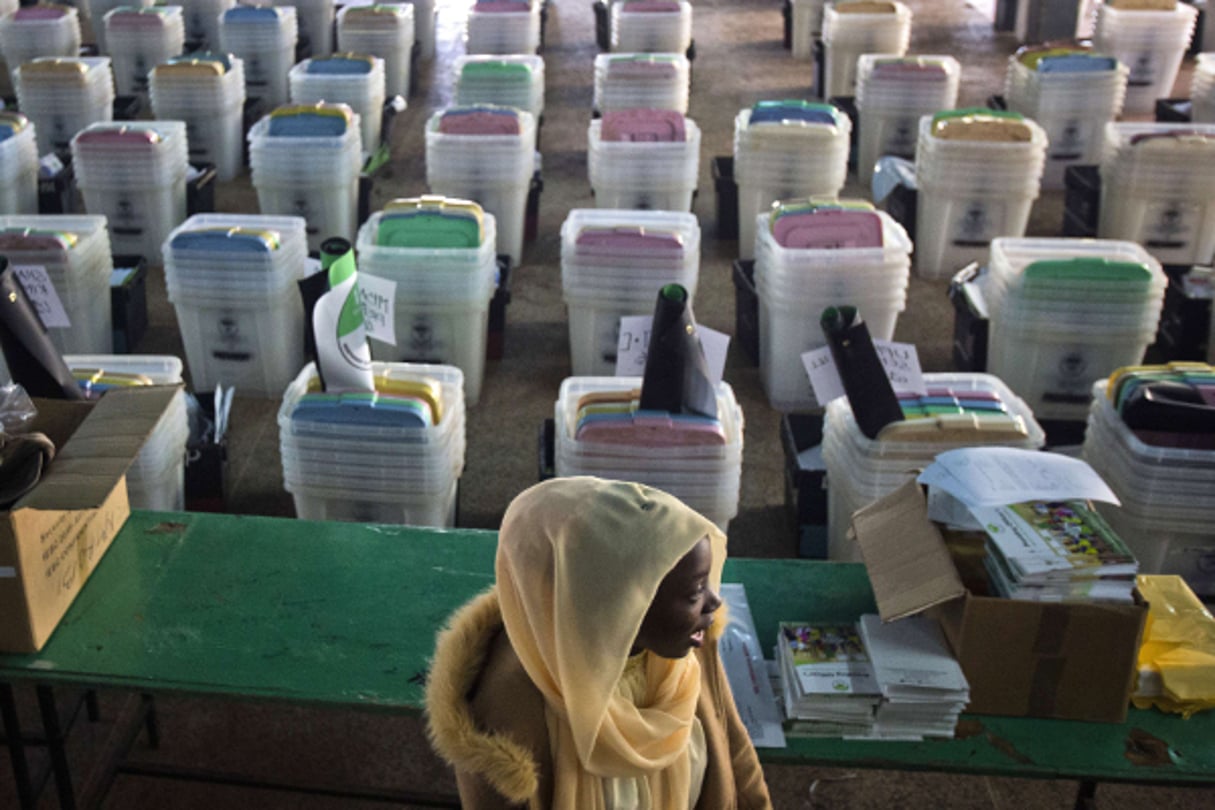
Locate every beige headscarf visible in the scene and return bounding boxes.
[496,477,727,810]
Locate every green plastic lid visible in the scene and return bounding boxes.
[1021,257,1152,283]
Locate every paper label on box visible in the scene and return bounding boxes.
[614,314,729,384]
[357,274,397,346]
[802,339,925,405]
[13,265,71,328]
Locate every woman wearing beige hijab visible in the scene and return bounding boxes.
[425,476,773,809]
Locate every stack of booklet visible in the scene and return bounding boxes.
[969,499,1139,603]
[776,622,881,738]
[857,614,970,739]
[777,614,969,739]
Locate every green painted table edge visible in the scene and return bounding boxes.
[0,510,1211,787]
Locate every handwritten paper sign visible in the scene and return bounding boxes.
[357,274,397,346]
[614,314,729,385]
[802,339,925,405]
[13,265,70,328]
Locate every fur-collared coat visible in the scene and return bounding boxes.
[425,589,774,809]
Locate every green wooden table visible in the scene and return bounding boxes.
[1,511,1213,807]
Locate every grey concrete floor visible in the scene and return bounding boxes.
[3,0,1213,808]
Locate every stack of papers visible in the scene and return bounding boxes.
[972,499,1139,603]
[858,614,969,739]
[776,622,881,737]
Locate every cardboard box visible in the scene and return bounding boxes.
[0,386,180,653]
[851,479,1147,723]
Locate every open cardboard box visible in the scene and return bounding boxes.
[0,385,180,653]
[851,479,1147,723]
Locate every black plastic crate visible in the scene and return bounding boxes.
[780,413,829,559]
[1145,265,1213,363]
[712,155,738,240]
[186,164,217,216]
[488,256,513,362]
[1062,164,1101,238]
[110,255,147,354]
[948,262,988,373]
[732,259,758,367]
[1155,98,1193,123]
[829,96,857,170]
[538,418,555,481]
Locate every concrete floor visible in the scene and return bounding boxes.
[3,0,1213,807]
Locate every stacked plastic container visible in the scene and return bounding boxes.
[177,0,234,49]
[1082,378,1215,598]
[15,57,115,156]
[272,0,332,57]
[453,55,545,121]
[1004,48,1128,190]
[1098,122,1215,268]
[790,0,827,60]
[87,0,154,54]
[913,109,1047,280]
[103,6,186,98]
[554,376,744,530]
[593,53,690,114]
[984,237,1167,422]
[754,205,912,412]
[149,54,247,182]
[71,121,188,260]
[64,354,189,511]
[336,4,414,100]
[278,361,466,525]
[587,112,700,212]
[0,4,82,85]
[1093,1,1197,116]
[854,54,960,188]
[560,208,700,376]
[732,102,851,261]
[248,104,363,253]
[822,372,1046,561]
[0,113,39,215]
[1192,53,1215,123]
[219,5,297,109]
[163,214,307,396]
[289,55,387,157]
[465,0,540,55]
[611,0,691,54]
[355,205,498,407]
[0,214,113,355]
[821,0,912,100]
[424,105,536,267]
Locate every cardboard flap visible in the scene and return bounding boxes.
[17,386,180,512]
[851,479,966,621]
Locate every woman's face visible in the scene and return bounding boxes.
[632,536,721,659]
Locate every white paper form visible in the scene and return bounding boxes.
[916,447,1120,510]
[718,583,786,748]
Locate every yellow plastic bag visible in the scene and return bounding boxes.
[1133,576,1215,718]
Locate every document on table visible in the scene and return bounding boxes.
[719,583,786,748]
[916,446,1119,510]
